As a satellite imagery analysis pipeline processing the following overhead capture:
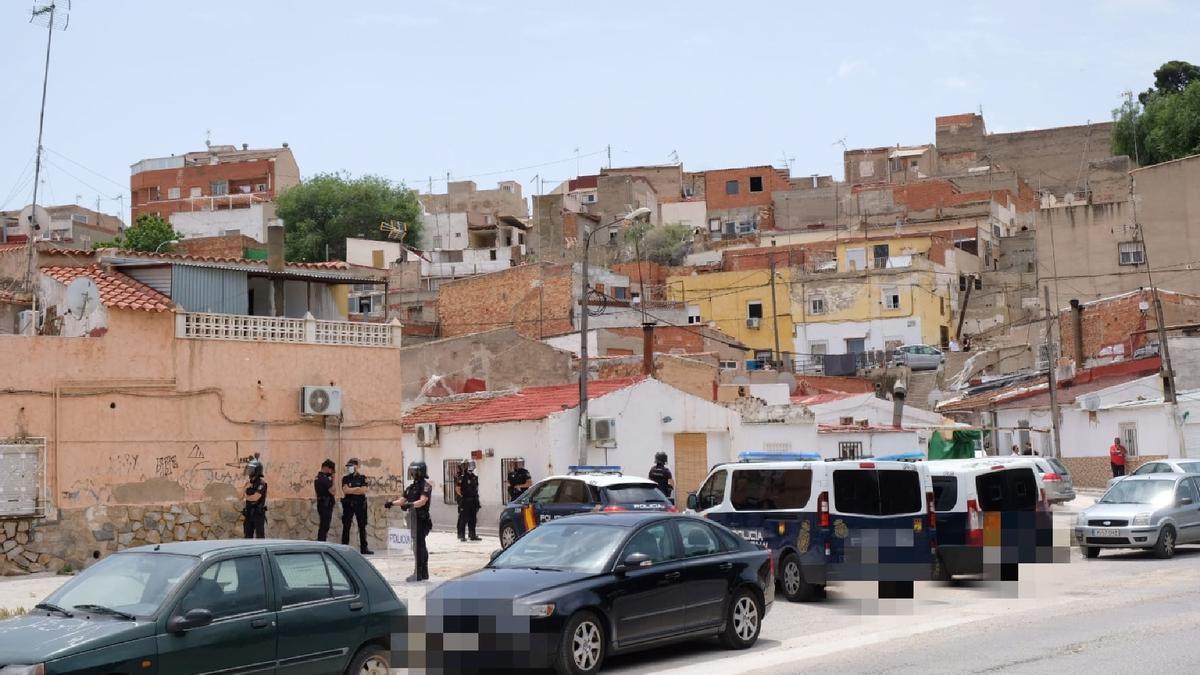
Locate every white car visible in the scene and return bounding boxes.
[892,344,945,371]
[988,455,1076,504]
[1107,458,1200,490]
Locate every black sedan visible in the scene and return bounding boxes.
[421,512,773,675]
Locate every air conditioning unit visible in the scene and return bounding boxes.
[746,317,762,329]
[18,310,42,336]
[839,416,854,426]
[588,417,617,444]
[300,386,343,416]
[415,423,439,447]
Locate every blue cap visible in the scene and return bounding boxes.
[737,451,821,463]
[567,465,622,474]
[871,452,926,462]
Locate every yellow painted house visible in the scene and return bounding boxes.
[666,268,793,364]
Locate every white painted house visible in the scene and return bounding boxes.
[401,377,817,524]
[793,392,952,459]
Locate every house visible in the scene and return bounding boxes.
[1,204,124,249]
[420,180,526,219]
[400,377,817,524]
[793,391,951,459]
[129,142,300,242]
[666,267,793,367]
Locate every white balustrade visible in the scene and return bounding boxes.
[176,312,400,348]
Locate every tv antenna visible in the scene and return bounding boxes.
[65,276,99,320]
[22,0,71,292]
[379,220,409,241]
[779,150,795,172]
[668,150,679,164]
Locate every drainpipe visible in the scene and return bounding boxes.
[267,223,286,316]
[1069,298,1085,368]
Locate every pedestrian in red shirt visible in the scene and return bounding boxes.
[1109,437,1128,477]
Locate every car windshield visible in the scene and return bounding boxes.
[44,552,196,618]
[490,522,624,574]
[1099,479,1175,507]
[605,484,668,503]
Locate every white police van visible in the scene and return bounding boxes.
[687,452,939,601]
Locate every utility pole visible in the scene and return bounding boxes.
[1043,285,1062,459]
[769,255,782,369]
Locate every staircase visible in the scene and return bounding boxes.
[905,370,942,410]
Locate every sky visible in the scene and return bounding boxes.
[1,0,1197,224]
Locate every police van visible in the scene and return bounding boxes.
[497,466,674,549]
[927,458,1053,579]
[686,452,939,602]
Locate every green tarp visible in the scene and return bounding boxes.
[927,429,983,460]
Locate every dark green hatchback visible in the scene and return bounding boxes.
[0,540,405,675]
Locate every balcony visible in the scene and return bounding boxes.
[176,312,401,348]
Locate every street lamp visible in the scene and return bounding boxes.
[578,207,652,465]
[154,239,179,254]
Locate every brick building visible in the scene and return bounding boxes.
[1057,289,1200,368]
[703,166,792,239]
[436,263,576,339]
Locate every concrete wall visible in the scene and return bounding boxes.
[399,327,574,401]
[420,181,526,218]
[600,166,683,203]
[346,237,405,269]
[818,430,921,458]
[421,212,470,251]
[170,203,274,242]
[661,200,707,232]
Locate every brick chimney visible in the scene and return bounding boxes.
[642,322,656,377]
[267,223,285,315]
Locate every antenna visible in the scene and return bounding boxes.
[65,276,99,319]
[668,150,679,164]
[779,150,795,172]
[22,0,71,291]
[379,220,408,241]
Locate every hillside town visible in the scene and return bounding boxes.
[2,2,1200,673]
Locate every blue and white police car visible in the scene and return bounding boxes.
[687,452,939,601]
[497,466,674,549]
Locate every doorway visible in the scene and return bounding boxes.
[673,433,709,505]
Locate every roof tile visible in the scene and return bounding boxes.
[402,377,645,430]
[40,265,173,312]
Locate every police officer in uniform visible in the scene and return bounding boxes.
[456,460,482,541]
[340,457,374,555]
[507,460,532,502]
[242,457,267,539]
[314,459,336,541]
[386,461,433,582]
[649,451,675,501]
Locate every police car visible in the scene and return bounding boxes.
[498,466,674,549]
[687,452,939,602]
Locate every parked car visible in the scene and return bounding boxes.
[1075,473,1200,559]
[892,344,945,371]
[0,540,405,675]
[1106,458,1200,490]
[427,512,773,675]
[499,466,674,549]
[988,455,1076,504]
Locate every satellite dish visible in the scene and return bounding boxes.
[66,276,100,318]
[17,204,51,238]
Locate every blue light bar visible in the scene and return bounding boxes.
[567,465,622,474]
[872,452,926,462]
[738,451,821,463]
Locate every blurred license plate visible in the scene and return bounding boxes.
[1092,528,1119,537]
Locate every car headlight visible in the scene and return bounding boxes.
[1075,513,1087,527]
[1133,513,1151,526]
[513,601,555,618]
[0,665,45,675]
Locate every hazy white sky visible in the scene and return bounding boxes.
[1,0,1195,222]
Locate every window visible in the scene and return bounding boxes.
[708,218,721,232]
[809,296,826,315]
[810,342,828,357]
[724,222,737,237]
[432,235,443,249]
[687,305,702,325]
[167,187,181,200]
[832,469,922,516]
[873,244,890,269]
[677,520,721,558]
[443,459,466,504]
[883,287,901,309]
[749,176,764,193]
[621,522,679,565]
[725,180,740,195]
[747,301,763,320]
[975,469,1038,512]
[189,187,202,198]
[1118,241,1145,266]
[210,180,229,196]
[148,187,161,201]
[696,470,727,510]
[254,183,268,192]
[1119,422,1139,456]
[845,247,867,271]
[554,479,589,505]
[178,556,268,619]
[613,287,627,300]
[730,469,812,511]
[501,457,525,502]
[940,296,945,315]
[529,480,562,504]
[719,360,738,370]
[603,483,669,503]
[1179,478,1200,504]
[879,470,923,515]
[837,441,864,459]
[70,213,90,224]
[931,476,958,512]
[275,552,356,606]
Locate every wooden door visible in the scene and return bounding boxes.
[673,433,709,504]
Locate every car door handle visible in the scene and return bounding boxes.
[348,601,364,612]
[250,618,272,629]
[718,562,733,571]
[664,571,681,582]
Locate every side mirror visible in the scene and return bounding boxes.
[686,493,699,511]
[1179,497,1194,507]
[616,552,651,574]
[168,608,213,634]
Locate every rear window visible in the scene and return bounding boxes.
[833,469,923,516]
[730,469,813,511]
[1046,458,1069,475]
[975,469,1038,511]
[1178,462,1200,474]
[931,476,959,512]
[604,484,667,504]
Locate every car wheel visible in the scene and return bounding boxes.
[1083,546,1100,559]
[933,552,951,582]
[779,553,817,602]
[500,523,517,549]
[1154,525,1177,559]
[555,610,605,675]
[345,645,389,675]
[719,588,763,650]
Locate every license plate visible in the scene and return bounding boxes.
[1092,528,1119,537]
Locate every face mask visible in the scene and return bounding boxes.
[346,466,357,475]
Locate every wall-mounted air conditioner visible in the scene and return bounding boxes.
[415,423,439,447]
[300,386,343,416]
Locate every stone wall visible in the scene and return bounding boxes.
[0,497,395,576]
[1059,455,1166,489]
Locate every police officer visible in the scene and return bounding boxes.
[455,460,482,542]
[242,456,267,539]
[314,459,336,542]
[386,461,433,582]
[507,460,532,502]
[340,457,374,555]
[649,451,675,501]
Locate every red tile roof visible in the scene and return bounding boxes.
[99,248,353,270]
[936,113,978,126]
[794,376,878,396]
[0,242,28,254]
[402,377,645,430]
[41,265,173,312]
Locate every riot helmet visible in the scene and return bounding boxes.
[654,451,668,466]
[465,460,477,473]
[408,461,428,481]
[245,457,264,480]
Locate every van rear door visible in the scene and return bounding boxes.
[975,467,1045,571]
[829,466,934,583]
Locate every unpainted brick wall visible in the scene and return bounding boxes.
[436,263,574,339]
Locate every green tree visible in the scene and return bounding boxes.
[1138,60,1200,104]
[93,214,183,252]
[1113,61,1200,166]
[623,222,693,265]
[275,173,423,262]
